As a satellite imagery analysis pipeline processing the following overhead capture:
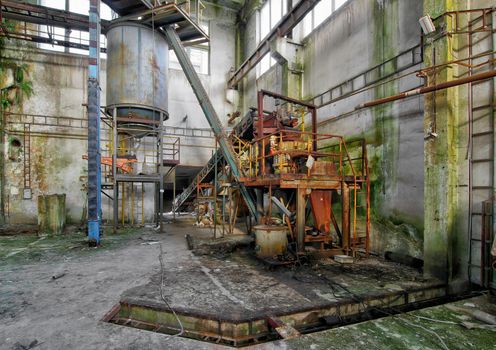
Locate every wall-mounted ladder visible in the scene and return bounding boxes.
[23,123,31,196]
[467,9,495,286]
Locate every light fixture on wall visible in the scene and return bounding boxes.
[419,15,436,35]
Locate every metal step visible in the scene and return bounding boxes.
[172,110,256,212]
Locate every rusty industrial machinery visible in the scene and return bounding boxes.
[233,90,371,263]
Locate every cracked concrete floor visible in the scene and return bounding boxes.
[0,224,231,350]
[1,223,494,350]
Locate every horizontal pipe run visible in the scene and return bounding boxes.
[356,70,496,109]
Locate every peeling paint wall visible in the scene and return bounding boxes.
[1,46,94,225]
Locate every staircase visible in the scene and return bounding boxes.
[165,26,258,218]
[172,110,255,212]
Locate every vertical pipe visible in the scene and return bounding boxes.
[467,18,474,284]
[0,91,5,224]
[296,187,306,252]
[158,112,164,232]
[268,185,272,221]
[64,0,70,53]
[342,183,350,254]
[173,167,176,222]
[491,8,496,288]
[112,107,118,233]
[87,0,101,246]
[131,184,135,226]
[141,183,145,226]
[311,107,317,152]
[159,177,164,232]
[121,183,125,226]
[222,188,226,237]
[258,91,264,177]
[213,146,217,238]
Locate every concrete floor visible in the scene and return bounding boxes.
[0,225,229,350]
[0,223,495,350]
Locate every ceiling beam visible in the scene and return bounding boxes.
[1,1,110,32]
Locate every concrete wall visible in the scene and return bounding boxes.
[239,0,425,258]
[168,5,239,166]
[1,46,93,225]
[422,0,496,287]
[0,3,238,224]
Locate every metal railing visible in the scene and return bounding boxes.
[240,130,359,181]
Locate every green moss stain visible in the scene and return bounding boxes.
[372,0,400,199]
[0,19,35,224]
[37,194,66,235]
[0,226,139,266]
[423,0,463,282]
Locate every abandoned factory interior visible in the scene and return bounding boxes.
[1,0,496,349]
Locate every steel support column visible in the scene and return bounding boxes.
[296,187,306,252]
[163,26,258,220]
[87,0,101,245]
[491,9,496,288]
[342,183,350,254]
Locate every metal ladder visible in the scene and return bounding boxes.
[23,123,31,195]
[468,9,495,286]
[349,139,371,255]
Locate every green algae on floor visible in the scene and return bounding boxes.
[0,227,155,266]
[278,295,496,350]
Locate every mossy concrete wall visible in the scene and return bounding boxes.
[239,0,425,258]
[0,3,238,225]
[0,45,95,225]
[423,0,495,288]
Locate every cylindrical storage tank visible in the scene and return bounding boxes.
[106,22,169,124]
[254,225,289,258]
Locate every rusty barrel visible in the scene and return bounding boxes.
[254,225,288,258]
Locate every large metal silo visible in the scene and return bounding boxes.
[106,22,169,124]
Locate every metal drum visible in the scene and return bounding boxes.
[254,225,289,258]
[106,22,169,127]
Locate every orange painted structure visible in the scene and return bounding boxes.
[236,90,371,258]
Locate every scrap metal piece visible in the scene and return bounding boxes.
[271,196,292,218]
[267,317,301,340]
[334,255,354,264]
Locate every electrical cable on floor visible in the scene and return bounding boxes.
[158,243,185,339]
[316,270,450,350]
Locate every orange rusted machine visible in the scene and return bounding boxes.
[235,90,370,261]
[82,155,137,174]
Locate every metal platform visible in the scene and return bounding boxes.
[1,1,208,49]
[105,2,208,45]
